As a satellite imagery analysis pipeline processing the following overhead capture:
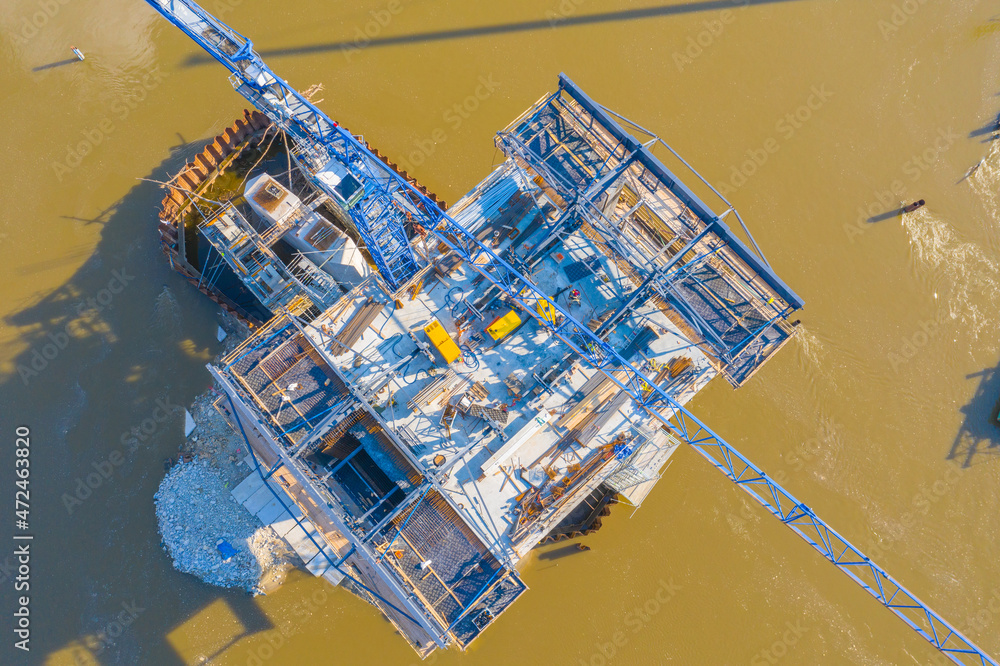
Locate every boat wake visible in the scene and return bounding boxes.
[793,325,826,370]
[967,139,1000,251]
[902,208,1000,345]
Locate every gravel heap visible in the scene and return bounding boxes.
[154,459,291,593]
[176,311,253,488]
[180,390,250,489]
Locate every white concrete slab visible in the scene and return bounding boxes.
[284,522,321,563]
[305,551,332,577]
[267,510,298,538]
[322,568,345,586]
[231,471,263,504]
[255,496,285,525]
[243,483,274,516]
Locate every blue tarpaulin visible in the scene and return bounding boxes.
[216,539,238,562]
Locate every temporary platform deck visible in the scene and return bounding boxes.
[189,65,809,654]
[494,76,801,386]
[147,1,1000,662]
[198,68,806,652]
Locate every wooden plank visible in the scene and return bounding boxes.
[557,372,622,431]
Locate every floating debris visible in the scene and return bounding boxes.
[183,410,196,437]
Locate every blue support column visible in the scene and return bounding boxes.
[263,460,282,480]
[328,446,364,477]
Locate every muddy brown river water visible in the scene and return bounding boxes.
[1,0,1000,664]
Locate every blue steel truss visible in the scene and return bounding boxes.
[145,2,997,663]
[145,0,420,290]
[495,79,802,386]
[434,172,999,666]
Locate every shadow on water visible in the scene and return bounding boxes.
[968,114,1000,139]
[59,201,123,227]
[868,201,925,223]
[0,138,284,664]
[867,207,906,224]
[32,58,82,72]
[947,360,1000,468]
[181,0,809,65]
[537,543,590,561]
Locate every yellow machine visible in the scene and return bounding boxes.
[486,310,522,341]
[422,319,461,365]
[536,298,558,325]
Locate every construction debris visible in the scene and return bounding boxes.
[154,459,292,593]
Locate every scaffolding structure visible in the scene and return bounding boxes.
[144,1,998,664]
[211,313,527,652]
[199,204,341,312]
[494,79,800,385]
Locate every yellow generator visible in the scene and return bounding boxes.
[486,310,522,341]
[422,319,461,365]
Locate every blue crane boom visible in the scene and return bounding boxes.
[142,1,997,663]
[146,0,421,289]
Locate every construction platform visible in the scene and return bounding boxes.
[197,76,802,656]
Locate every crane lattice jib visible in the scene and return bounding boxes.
[144,2,997,663]
[147,0,419,290]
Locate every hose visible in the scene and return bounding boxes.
[445,286,464,308]
[377,298,397,335]
[460,345,480,370]
[389,332,405,358]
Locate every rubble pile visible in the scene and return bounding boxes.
[154,459,291,593]
[179,390,249,488]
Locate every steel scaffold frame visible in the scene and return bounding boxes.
[144,2,997,662]
[150,0,419,289]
